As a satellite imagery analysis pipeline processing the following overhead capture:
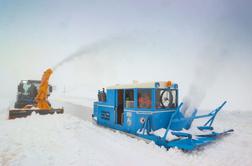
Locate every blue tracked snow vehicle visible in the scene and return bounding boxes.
[92,81,233,151]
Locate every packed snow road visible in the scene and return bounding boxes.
[0,102,251,166]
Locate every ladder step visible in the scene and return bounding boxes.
[198,126,214,131]
[171,131,192,139]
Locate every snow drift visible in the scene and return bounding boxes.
[0,102,251,166]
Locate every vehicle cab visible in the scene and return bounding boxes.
[15,80,53,108]
[93,81,179,134]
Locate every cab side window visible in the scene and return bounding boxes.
[138,89,152,108]
[125,89,134,108]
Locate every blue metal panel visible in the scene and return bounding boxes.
[97,105,114,126]
[106,89,116,106]
[151,111,174,130]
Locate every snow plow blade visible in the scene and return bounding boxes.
[166,129,234,151]
[9,108,64,119]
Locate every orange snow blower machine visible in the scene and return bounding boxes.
[9,68,64,119]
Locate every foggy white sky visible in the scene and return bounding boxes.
[0,0,251,110]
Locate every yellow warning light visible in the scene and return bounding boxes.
[166,81,172,87]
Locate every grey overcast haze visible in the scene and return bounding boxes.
[0,0,252,111]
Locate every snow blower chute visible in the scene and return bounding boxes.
[92,81,233,151]
[9,68,64,119]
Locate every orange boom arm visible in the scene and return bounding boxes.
[35,68,53,109]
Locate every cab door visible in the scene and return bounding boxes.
[116,89,124,125]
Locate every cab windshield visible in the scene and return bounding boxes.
[19,81,40,96]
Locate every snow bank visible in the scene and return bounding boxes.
[0,114,169,166]
[0,108,251,166]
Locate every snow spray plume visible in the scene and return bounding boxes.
[52,35,130,71]
[182,48,229,114]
